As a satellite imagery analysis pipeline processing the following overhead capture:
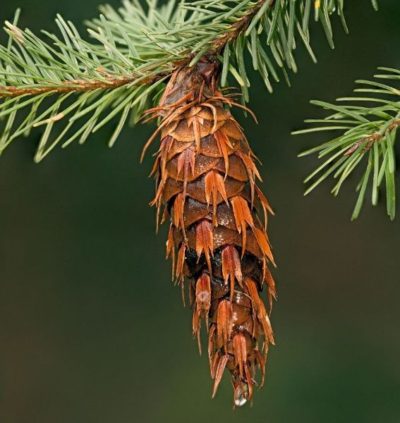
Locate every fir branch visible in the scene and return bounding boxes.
[0,0,377,160]
[294,67,399,220]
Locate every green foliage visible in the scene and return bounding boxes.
[0,0,368,160]
[294,67,399,220]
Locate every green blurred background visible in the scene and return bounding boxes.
[0,1,399,422]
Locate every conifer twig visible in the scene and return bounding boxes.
[1,0,271,99]
[294,66,399,220]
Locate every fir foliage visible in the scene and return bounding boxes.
[295,67,399,220]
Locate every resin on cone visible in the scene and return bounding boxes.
[144,58,276,407]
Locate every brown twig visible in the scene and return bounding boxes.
[0,72,165,98]
[211,0,272,53]
[344,119,400,156]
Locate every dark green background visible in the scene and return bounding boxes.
[0,1,399,422]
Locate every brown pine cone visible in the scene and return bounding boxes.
[143,58,276,407]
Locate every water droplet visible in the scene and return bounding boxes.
[234,382,248,407]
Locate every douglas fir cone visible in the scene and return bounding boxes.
[144,58,276,407]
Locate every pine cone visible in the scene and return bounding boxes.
[144,59,276,407]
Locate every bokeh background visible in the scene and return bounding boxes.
[0,1,399,422]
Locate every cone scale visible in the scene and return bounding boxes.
[144,58,276,407]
